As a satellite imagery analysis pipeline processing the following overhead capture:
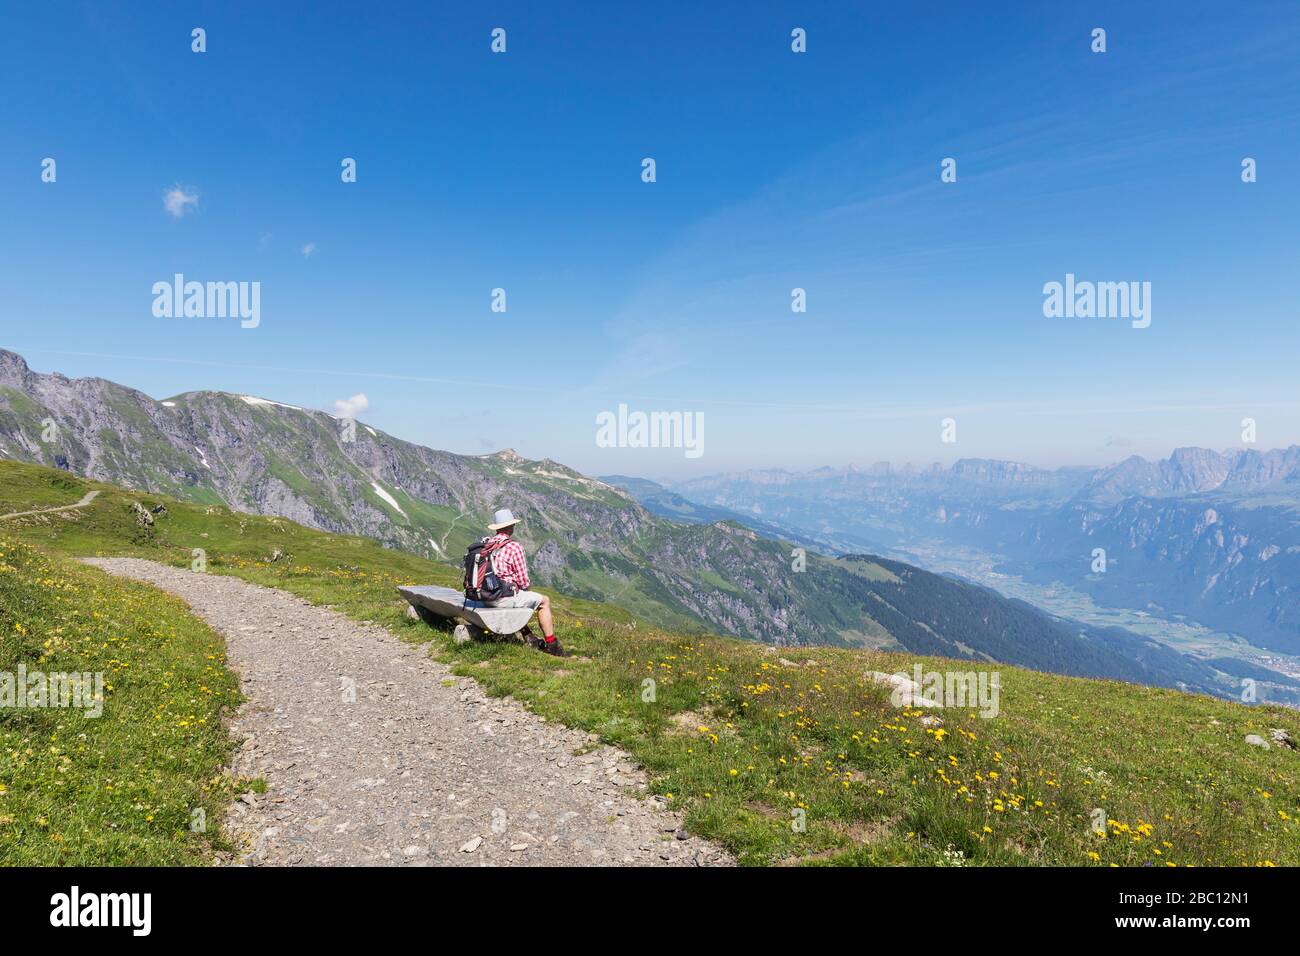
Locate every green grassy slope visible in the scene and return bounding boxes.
[2,460,1297,866]
[0,536,240,864]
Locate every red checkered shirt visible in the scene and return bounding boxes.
[485,533,530,591]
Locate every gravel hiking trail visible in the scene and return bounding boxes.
[0,489,100,520]
[84,557,733,867]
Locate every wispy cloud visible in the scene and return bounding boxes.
[162,185,199,218]
[580,331,694,396]
[301,242,317,258]
[333,393,369,418]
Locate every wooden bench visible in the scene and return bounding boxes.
[397,585,535,643]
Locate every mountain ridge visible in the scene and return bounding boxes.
[659,448,1300,660]
[0,349,1243,692]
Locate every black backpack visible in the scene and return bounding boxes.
[463,536,518,602]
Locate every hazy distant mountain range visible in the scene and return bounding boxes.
[596,474,822,544]
[645,449,1300,659]
[0,348,1282,699]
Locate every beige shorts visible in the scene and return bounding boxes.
[484,590,544,610]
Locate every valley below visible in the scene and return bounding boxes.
[641,451,1300,706]
[894,539,1300,706]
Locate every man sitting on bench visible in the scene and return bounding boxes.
[480,508,562,656]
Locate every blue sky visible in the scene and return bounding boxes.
[2,0,1298,478]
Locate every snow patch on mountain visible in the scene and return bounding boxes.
[371,482,406,517]
[241,395,302,411]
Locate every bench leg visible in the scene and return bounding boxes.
[453,623,489,643]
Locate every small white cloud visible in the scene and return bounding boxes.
[163,185,199,218]
[334,393,369,418]
[257,232,272,251]
[301,242,317,258]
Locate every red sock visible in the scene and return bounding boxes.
[544,634,556,642]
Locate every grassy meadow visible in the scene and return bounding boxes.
[0,534,240,864]
[1,460,1297,866]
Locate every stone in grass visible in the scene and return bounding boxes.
[1244,734,1270,750]
[867,671,940,709]
[1269,728,1296,750]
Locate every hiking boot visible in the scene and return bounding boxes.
[542,637,565,657]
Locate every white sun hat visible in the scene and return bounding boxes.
[488,508,520,531]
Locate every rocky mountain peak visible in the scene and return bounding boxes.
[0,348,31,384]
